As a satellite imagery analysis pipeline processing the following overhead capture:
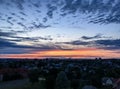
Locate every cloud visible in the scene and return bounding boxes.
[93,39,120,50]
[0,28,26,38]
[12,0,25,10]
[7,16,12,20]
[0,47,31,54]
[0,37,56,54]
[30,0,41,8]
[46,4,57,18]
[58,38,120,50]
[95,39,120,47]
[43,17,47,23]
[0,37,35,48]
[0,30,16,37]
[0,0,119,31]
[0,30,53,42]
[81,34,103,40]
[19,12,27,16]
[36,10,41,13]
[7,20,14,25]
[30,22,51,29]
[20,17,26,21]
[0,26,12,29]
[60,40,90,45]
[61,0,120,24]
[13,36,53,42]
[0,36,59,55]
[11,12,16,16]
[17,22,27,29]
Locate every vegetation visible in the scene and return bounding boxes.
[1,81,45,89]
[0,80,113,89]
[55,71,70,89]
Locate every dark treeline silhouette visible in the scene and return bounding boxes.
[0,58,120,89]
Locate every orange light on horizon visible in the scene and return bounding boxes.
[0,48,120,59]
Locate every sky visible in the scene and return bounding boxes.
[0,0,120,59]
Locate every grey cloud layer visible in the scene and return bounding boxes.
[0,37,56,54]
[61,39,120,50]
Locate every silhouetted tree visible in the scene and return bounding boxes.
[28,68,39,84]
[55,71,70,89]
[45,68,58,89]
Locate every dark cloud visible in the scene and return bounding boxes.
[14,30,26,33]
[99,46,120,50]
[0,38,21,48]
[0,18,6,21]
[11,12,16,16]
[0,37,56,54]
[36,10,41,13]
[0,48,31,54]
[61,0,120,24]
[47,11,53,18]
[0,30,16,37]
[43,17,47,23]
[17,22,27,29]
[19,12,27,16]
[58,38,120,50]
[81,34,103,40]
[31,1,41,8]
[60,13,67,17]
[14,36,53,42]
[11,0,25,10]
[11,13,26,21]
[0,30,53,42]
[30,22,51,29]
[95,39,120,47]
[7,20,14,25]
[0,26,12,29]
[62,0,77,14]
[38,36,53,41]
[7,16,12,20]
[6,16,14,25]
[0,37,53,49]
[61,40,90,45]
[20,17,26,21]
[0,0,119,28]
[46,4,57,18]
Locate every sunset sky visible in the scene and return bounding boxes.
[0,0,120,59]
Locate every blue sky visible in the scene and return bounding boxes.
[0,0,120,58]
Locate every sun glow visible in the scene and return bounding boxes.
[0,48,120,59]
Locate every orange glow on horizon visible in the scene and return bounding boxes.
[0,48,120,59]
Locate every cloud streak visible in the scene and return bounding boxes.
[59,39,120,50]
[81,34,103,40]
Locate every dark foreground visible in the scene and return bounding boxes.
[0,58,120,89]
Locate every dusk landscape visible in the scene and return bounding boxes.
[0,0,120,89]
